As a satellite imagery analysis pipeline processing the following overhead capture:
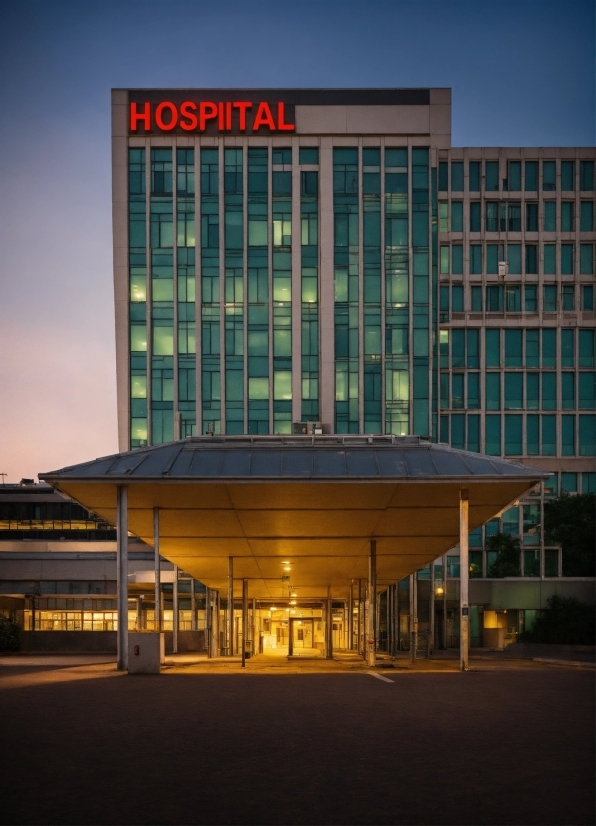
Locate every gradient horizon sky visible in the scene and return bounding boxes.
[0,0,594,483]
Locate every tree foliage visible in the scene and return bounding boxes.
[0,615,20,651]
[486,532,521,577]
[523,595,595,645]
[544,493,595,577]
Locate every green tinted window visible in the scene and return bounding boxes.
[438,162,448,191]
[486,244,499,274]
[561,244,574,275]
[524,161,538,191]
[542,372,556,410]
[471,285,483,311]
[469,161,480,191]
[580,201,593,231]
[562,416,575,456]
[470,202,481,232]
[561,160,575,191]
[485,415,501,455]
[579,373,596,409]
[579,416,596,455]
[580,161,594,191]
[526,330,539,367]
[485,161,499,191]
[299,147,319,164]
[543,244,556,275]
[542,161,556,191]
[543,201,556,232]
[486,373,501,410]
[561,329,574,367]
[542,329,556,367]
[527,414,539,454]
[526,373,539,409]
[452,245,463,274]
[579,330,595,367]
[485,329,500,367]
[451,162,463,192]
[505,330,522,366]
[562,373,575,409]
[561,202,574,232]
[505,415,522,455]
[542,415,556,455]
[508,161,521,191]
[504,373,523,409]
[580,244,593,274]
[543,285,557,312]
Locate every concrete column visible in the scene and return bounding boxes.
[205,586,212,657]
[367,540,376,667]
[153,508,161,632]
[443,554,448,649]
[460,489,470,671]
[409,573,417,665]
[357,579,362,656]
[173,564,179,654]
[430,559,435,653]
[227,556,234,656]
[326,586,333,660]
[241,579,248,668]
[116,485,128,671]
[348,581,354,650]
[251,598,256,655]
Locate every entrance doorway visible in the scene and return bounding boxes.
[288,617,319,656]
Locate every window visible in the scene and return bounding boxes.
[542,329,556,367]
[486,285,503,312]
[561,244,574,275]
[561,329,574,367]
[582,285,594,310]
[562,373,575,409]
[299,147,319,165]
[507,244,521,274]
[273,147,292,165]
[527,413,539,454]
[470,202,481,232]
[583,472,596,492]
[561,160,575,191]
[542,161,556,191]
[485,161,499,191]
[543,201,556,232]
[451,329,465,367]
[543,285,557,312]
[562,285,575,312]
[505,373,523,409]
[438,162,448,191]
[580,201,593,232]
[579,330,595,367]
[452,374,464,408]
[562,416,575,456]
[506,285,521,312]
[525,244,537,274]
[580,244,594,274]
[561,202,575,232]
[580,161,594,191]
[507,202,521,231]
[451,201,463,231]
[542,415,556,455]
[543,244,556,275]
[508,160,521,191]
[485,415,501,455]
[440,245,449,274]
[467,329,480,367]
[486,243,501,274]
[525,203,538,231]
[579,415,596,455]
[525,285,537,312]
[301,172,318,196]
[485,201,498,232]
[469,161,481,191]
[471,285,483,311]
[542,372,556,410]
[579,373,596,409]
[468,414,480,452]
[525,161,538,191]
[468,373,480,408]
[486,373,500,410]
[505,415,523,455]
[526,330,540,367]
[526,373,539,410]
[504,329,522,366]
[439,203,449,232]
[451,162,463,191]
[452,284,464,312]
[452,245,463,274]
[470,245,482,274]
[485,329,500,367]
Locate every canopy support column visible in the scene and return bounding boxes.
[348,582,354,650]
[357,579,362,656]
[326,586,333,660]
[173,564,179,654]
[227,557,234,656]
[460,489,469,671]
[367,540,376,667]
[116,485,128,671]
[409,574,417,665]
[241,579,248,668]
[153,508,161,632]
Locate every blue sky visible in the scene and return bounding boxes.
[0,0,594,480]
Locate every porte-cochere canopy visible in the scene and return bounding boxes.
[40,435,549,600]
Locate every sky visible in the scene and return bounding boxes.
[0,0,594,483]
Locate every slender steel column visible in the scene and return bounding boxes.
[326,586,333,660]
[409,573,417,664]
[227,556,234,655]
[153,508,161,632]
[205,587,212,657]
[241,579,248,668]
[173,564,179,654]
[460,489,470,671]
[442,554,448,649]
[367,540,376,666]
[251,598,256,655]
[348,581,354,650]
[116,485,128,671]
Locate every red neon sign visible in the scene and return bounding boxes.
[130,101,295,133]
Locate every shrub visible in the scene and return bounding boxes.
[0,615,20,651]
[523,595,595,645]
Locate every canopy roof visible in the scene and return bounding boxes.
[40,436,549,600]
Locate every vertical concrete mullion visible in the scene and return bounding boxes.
[358,142,364,431]
[319,139,335,431]
[380,139,386,434]
[219,141,226,433]
[292,137,302,425]
[195,136,202,435]
[242,140,248,434]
